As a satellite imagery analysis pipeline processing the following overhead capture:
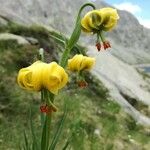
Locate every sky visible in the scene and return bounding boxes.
[91,0,150,28]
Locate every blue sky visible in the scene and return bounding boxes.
[105,0,150,28]
[91,0,150,28]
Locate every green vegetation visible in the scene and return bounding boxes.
[0,23,150,150]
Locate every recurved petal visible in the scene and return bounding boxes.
[17,61,45,91]
[99,7,119,31]
[42,62,68,95]
[68,54,84,71]
[80,57,95,70]
[81,10,104,32]
[81,13,93,32]
[103,16,118,31]
[31,62,46,91]
[68,55,95,72]
[90,10,103,29]
[17,68,34,90]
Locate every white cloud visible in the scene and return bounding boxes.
[105,1,150,29]
[138,17,150,29]
[114,2,142,15]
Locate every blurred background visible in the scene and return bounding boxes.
[0,0,150,149]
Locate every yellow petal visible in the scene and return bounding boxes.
[81,10,103,32]
[68,54,95,72]
[42,62,68,95]
[99,7,119,31]
[68,54,83,71]
[17,61,44,91]
[80,56,95,70]
[17,68,33,90]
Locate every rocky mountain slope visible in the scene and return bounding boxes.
[0,0,150,64]
[0,23,150,150]
[88,47,150,126]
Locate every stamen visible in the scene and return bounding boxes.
[40,105,47,113]
[40,104,57,114]
[95,33,101,51]
[99,31,111,50]
[103,41,111,50]
[96,42,101,51]
[77,80,88,88]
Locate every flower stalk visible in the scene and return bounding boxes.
[41,91,54,150]
[17,2,119,150]
[60,3,96,68]
[39,49,55,150]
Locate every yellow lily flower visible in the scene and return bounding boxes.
[17,61,68,94]
[68,54,95,72]
[81,7,119,33]
[81,7,119,51]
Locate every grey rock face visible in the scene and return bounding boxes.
[0,33,29,45]
[0,0,149,125]
[0,0,149,64]
[88,46,150,126]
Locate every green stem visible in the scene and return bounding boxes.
[99,31,106,42]
[39,48,56,150]
[49,105,68,150]
[60,3,96,68]
[40,3,96,150]
[39,48,46,127]
[76,3,96,21]
[45,92,55,150]
[41,90,54,150]
[97,33,101,43]
[45,114,52,150]
[40,89,45,127]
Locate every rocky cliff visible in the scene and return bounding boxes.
[0,1,150,148]
[0,0,150,123]
[0,0,150,64]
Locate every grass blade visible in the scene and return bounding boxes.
[62,139,70,150]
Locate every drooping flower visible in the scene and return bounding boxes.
[17,61,68,95]
[68,54,95,72]
[68,54,95,88]
[81,7,119,32]
[81,7,119,51]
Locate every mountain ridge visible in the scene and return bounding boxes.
[0,0,150,64]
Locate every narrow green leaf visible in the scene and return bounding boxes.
[19,145,22,150]
[49,106,68,150]
[41,90,54,150]
[41,90,46,128]
[41,119,47,150]
[41,115,52,150]
[29,108,39,150]
[62,139,70,150]
[23,144,27,150]
[67,18,81,50]
[23,131,29,150]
